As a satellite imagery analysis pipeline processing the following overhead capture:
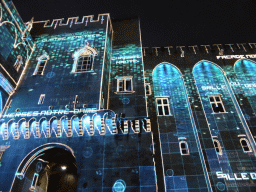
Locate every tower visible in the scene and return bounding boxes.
[0,1,156,191]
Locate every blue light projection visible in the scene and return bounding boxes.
[235,59,256,113]
[71,116,79,136]
[0,72,14,95]
[193,60,256,190]
[30,120,36,137]
[0,123,5,138]
[9,121,15,138]
[153,62,209,191]
[112,179,126,192]
[19,121,26,138]
[40,119,48,137]
[82,116,91,135]
[0,92,2,112]
[61,116,69,137]
[51,119,57,137]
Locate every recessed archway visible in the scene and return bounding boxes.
[10,143,77,192]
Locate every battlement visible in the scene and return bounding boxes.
[143,43,256,57]
[32,13,110,29]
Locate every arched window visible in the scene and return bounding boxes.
[72,42,97,73]
[213,139,222,155]
[33,51,49,75]
[179,141,189,155]
[240,138,252,153]
[13,55,23,72]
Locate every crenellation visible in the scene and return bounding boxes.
[143,43,256,57]
[33,14,110,29]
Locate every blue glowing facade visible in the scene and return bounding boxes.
[1,0,256,191]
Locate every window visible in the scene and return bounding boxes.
[213,139,222,155]
[72,42,97,73]
[179,141,189,155]
[208,95,225,113]
[13,55,23,72]
[240,138,252,153]
[77,55,92,71]
[115,76,134,93]
[30,173,39,191]
[38,94,45,105]
[33,51,49,75]
[145,83,151,95]
[156,97,171,116]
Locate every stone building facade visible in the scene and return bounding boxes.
[1,0,256,191]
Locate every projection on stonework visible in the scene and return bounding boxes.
[193,60,256,190]
[153,62,209,191]
[0,1,32,66]
[234,59,256,127]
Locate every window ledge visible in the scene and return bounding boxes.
[32,74,43,76]
[211,112,228,114]
[114,91,135,94]
[71,70,95,74]
[157,115,173,116]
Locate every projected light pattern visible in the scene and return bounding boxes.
[19,120,26,138]
[0,0,32,69]
[71,116,79,136]
[40,119,48,137]
[193,60,256,190]
[152,62,209,191]
[0,72,14,94]
[109,43,146,118]
[234,59,256,128]
[112,179,126,192]
[8,26,108,113]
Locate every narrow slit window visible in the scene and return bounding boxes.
[145,83,151,95]
[156,97,171,116]
[179,141,189,155]
[30,173,39,191]
[33,52,49,75]
[208,95,225,113]
[13,55,23,72]
[38,94,45,105]
[240,138,252,153]
[213,139,222,155]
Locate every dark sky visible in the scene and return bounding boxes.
[12,0,256,48]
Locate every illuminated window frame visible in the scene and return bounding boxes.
[72,42,97,73]
[208,94,226,113]
[240,138,252,153]
[76,55,92,72]
[155,97,171,116]
[115,76,135,94]
[145,83,151,96]
[33,52,50,75]
[213,139,222,155]
[38,94,45,105]
[179,141,189,155]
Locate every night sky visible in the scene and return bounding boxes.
[11,0,256,48]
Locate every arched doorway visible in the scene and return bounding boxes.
[11,143,77,192]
